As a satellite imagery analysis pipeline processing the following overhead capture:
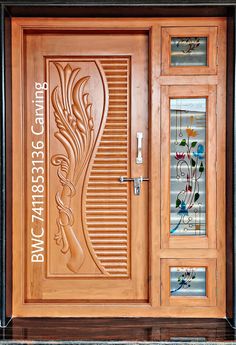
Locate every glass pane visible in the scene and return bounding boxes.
[171,37,207,66]
[170,267,206,297]
[170,98,206,236]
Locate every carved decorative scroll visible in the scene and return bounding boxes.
[51,62,94,273]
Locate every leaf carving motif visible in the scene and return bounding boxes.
[51,62,94,273]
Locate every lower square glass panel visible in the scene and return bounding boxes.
[170,267,206,297]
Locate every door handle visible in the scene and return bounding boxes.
[119,176,149,196]
[136,132,143,164]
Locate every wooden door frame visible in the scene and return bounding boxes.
[0,0,235,327]
[11,15,227,319]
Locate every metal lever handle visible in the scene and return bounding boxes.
[119,176,149,196]
[136,132,143,164]
[119,177,149,182]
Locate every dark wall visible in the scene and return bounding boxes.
[0,4,12,327]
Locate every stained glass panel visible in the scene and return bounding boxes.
[171,37,207,66]
[170,267,206,297]
[170,98,206,236]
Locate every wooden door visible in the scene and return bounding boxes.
[12,18,226,318]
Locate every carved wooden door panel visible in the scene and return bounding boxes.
[12,23,149,316]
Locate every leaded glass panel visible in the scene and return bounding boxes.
[171,37,207,66]
[170,98,206,236]
[170,267,206,297]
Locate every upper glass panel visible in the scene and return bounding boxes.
[170,98,206,236]
[171,37,207,67]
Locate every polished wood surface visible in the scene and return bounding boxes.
[12,17,226,318]
[0,318,235,342]
[12,22,149,314]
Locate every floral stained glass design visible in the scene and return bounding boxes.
[171,37,207,66]
[170,267,206,297]
[170,98,206,236]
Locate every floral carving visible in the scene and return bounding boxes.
[51,62,94,273]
